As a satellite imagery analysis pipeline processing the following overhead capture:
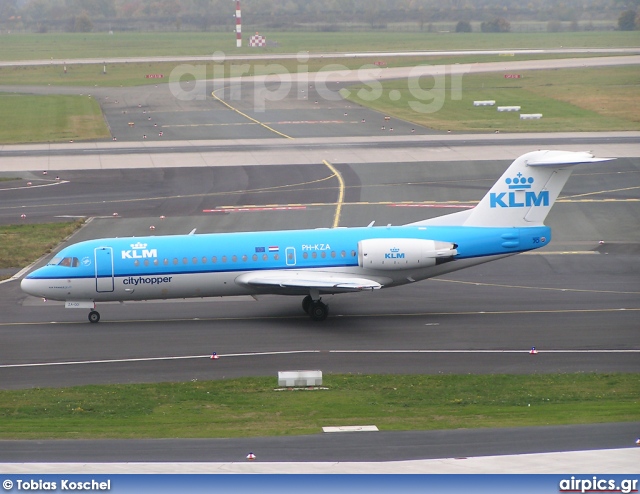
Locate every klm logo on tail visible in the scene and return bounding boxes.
[490,174,549,209]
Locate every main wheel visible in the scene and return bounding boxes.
[308,301,328,321]
[88,310,100,323]
[302,295,313,314]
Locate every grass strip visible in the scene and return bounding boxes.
[0,373,637,439]
[0,220,84,270]
[0,94,110,144]
[344,65,640,132]
[0,31,637,61]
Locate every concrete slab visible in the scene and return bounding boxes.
[0,449,637,474]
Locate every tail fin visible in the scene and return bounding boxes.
[461,150,613,228]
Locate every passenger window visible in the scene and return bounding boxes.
[202,257,207,264]
[232,255,237,262]
[252,254,258,261]
[242,255,248,262]
[153,259,159,266]
[183,257,188,265]
[321,252,326,259]
[212,256,217,263]
[274,254,279,261]
[134,260,140,267]
[222,256,227,263]
[331,251,336,258]
[303,252,308,259]
[262,254,268,261]
[351,250,357,257]
[311,252,317,259]
[144,259,149,267]
[341,251,346,258]
[163,259,169,265]
[192,257,198,264]
[173,258,178,265]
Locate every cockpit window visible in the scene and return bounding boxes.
[48,257,80,267]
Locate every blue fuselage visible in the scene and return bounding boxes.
[22,224,551,302]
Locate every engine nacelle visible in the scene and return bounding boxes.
[358,238,457,270]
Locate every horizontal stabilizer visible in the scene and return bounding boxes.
[526,151,614,167]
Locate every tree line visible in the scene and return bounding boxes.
[1,0,637,32]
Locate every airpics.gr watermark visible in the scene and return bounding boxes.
[168,50,468,113]
[559,476,638,494]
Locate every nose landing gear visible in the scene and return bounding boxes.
[88,310,101,323]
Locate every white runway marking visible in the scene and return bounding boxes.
[0,180,69,192]
[1,349,638,369]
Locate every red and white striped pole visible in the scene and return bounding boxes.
[235,0,242,48]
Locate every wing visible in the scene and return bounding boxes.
[235,271,383,295]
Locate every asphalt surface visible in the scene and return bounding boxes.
[1,158,638,390]
[1,54,639,143]
[2,162,638,467]
[1,423,638,463]
[0,53,638,468]
[3,48,640,67]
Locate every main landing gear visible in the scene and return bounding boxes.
[88,310,101,323]
[302,295,329,321]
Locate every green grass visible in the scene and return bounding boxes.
[0,94,110,143]
[0,31,637,61]
[0,373,637,439]
[344,66,640,132]
[0,220,84,269]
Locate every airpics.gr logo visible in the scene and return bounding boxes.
[490,173,549,209]
[121,242,158,260]
[385,247,405,259]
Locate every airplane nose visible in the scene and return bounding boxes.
[20,276,43,297]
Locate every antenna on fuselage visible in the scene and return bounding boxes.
[188,228,197,235]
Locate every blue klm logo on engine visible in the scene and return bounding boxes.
[385,247,405,259]
[490,173,549,208]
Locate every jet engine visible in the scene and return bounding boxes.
[358,238,457,270]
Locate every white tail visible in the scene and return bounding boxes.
[462,150,612,227]
[407,150,613,229]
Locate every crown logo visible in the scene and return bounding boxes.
[390,247,400,253]
[131,242,148,249]
[505,172,534,189]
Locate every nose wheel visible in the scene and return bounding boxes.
[88,310,101,323]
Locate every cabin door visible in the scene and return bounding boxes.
[94,247,115,293]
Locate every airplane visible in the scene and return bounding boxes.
[20,150,611,323]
